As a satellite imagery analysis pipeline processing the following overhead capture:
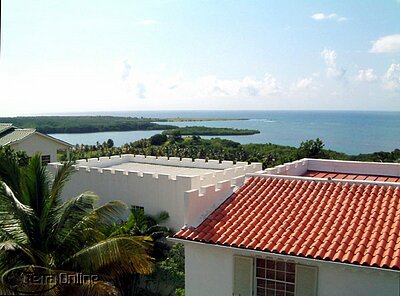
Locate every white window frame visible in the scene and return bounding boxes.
[41,155,51,165]
[254,257,296,296]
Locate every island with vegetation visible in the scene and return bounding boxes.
[0,116,178,134]
[0,116,252,134]
[162,126,260,136]
[158,117,248,122]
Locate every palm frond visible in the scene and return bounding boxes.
[0,240,41,265]
[0,149,22,200]
[61,236,154,276]
[88,200,128,231]
[0,182,34,244]
[155,211,170,224]
[20,154,49,220]
[47,161,75,214]
[51,199,127,255]
[48,192,100,256]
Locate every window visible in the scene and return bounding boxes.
[41,155,51,165]
[256,258,295,296]
[131,205,144,211]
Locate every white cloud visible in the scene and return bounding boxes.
[311,13,347,22]
[370,34,400,53]
[136,83,146,98]
[137,20,158,26]
[295,77,314,90]
[321,48,346,79]
[383,63,400,90]
[121,60,132,80]
[194,74,282,98]
[356,69,377,82]
[321,48,336,67]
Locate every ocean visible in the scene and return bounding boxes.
[49,110,400,155]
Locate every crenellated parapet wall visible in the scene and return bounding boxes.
[184,175,246,228]
[261,158,400,177]
[262,158,309,176]
[47,163,198,230]
[69,154,261,171]
[48,155,261,230]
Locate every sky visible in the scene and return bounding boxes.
[0,0,400,116]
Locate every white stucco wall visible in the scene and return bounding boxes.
[47,156,261,230]
[48,166,194,230]
[181,242,400,296]
[11,133,68,163]
[317,263,399,296]
[184,242,234,296]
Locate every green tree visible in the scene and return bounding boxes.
[169,130,183,143]
[107,139,114,149]
[297,138,325,159]
[150,134,168,146]
[109,208,184,296]
[0,146,29,167]
[0,152,153,295]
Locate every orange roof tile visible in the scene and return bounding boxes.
[174,176,400,270]
[303,170,400,183]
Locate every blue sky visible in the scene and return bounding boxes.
[0,0,399,115]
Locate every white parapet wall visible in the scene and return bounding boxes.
[73,154,256,170]
[306,158,400,176]
[184,175,245,228]
[263,158,309,176]
[48,155,262,230]
[262,158,400,177]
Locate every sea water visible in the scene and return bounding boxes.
[50,110,400,155]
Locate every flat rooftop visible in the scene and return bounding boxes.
[60,154,263,180]
[263,158,400,184]
[108,162,219,177]
[303,170,400,182]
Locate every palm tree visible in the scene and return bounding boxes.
[109,208,171,296]
[0,152,153,295]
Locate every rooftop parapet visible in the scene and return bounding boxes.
[262,158,400,178]
[55,154,262,171]
[184,175,246,228]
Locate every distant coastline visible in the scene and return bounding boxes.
[0,116,251,135]
[162,126,259,136]
[159,117,248,122]
[46,111,400,155]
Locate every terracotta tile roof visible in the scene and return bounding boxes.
[175,176,400,270]
[303,170,400,183]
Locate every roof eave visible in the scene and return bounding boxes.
[169,237,400,274]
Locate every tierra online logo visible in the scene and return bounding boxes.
[1,265,98,294]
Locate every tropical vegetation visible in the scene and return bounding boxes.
[0,148,154,295]
[62,134,400,169]
[0,116,177,134]
[162,126,260,136]
[109,207,185,295]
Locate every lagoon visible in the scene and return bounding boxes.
[50,110,400,155]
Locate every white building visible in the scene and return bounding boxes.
[0,123,72,164]
[48,155,262,230]
[172,158,400,296]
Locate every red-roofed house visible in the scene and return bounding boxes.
[171,159,400,296]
